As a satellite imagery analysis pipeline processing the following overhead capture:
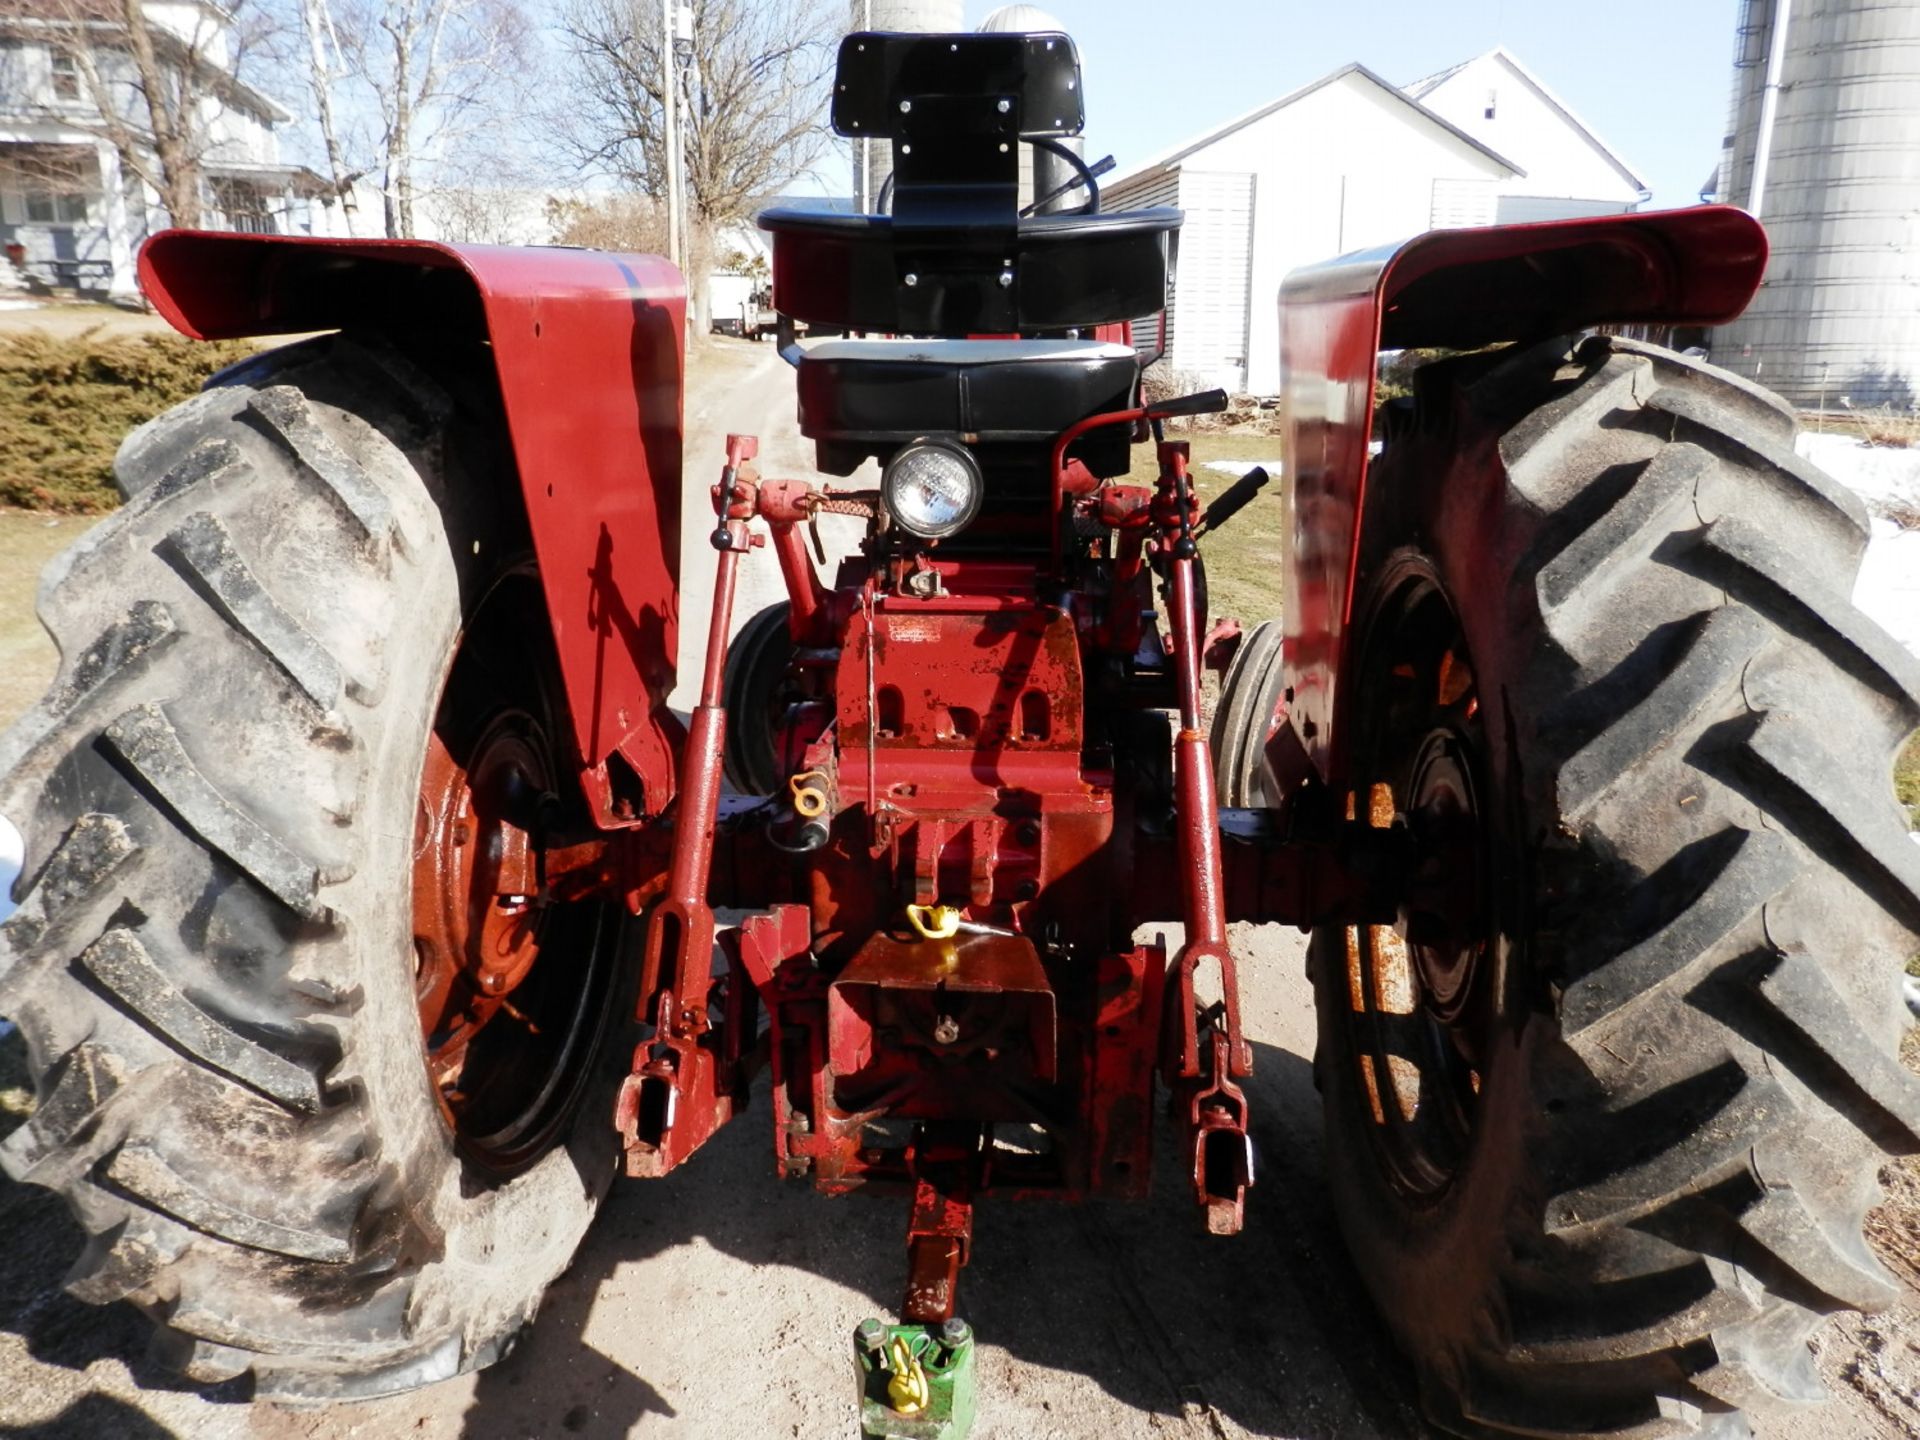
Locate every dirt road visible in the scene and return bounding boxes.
[3,340,1919,1439]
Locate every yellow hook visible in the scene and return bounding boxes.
[905,903,961,940]
[885,1334,930,1416]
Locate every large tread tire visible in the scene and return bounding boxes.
[0,335,627,1399]
[1316,335,1920,1439]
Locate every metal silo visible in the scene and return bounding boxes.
[848,0,966,212]
[1714,0,1920,408]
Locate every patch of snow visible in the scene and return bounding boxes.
[1799,432,1920,510]
[1203,460,1282,478]
[1796,433,1920,659]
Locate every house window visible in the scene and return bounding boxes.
[50,48,80,101]
[1484,88,1497,120]
[212,178,277,235]
[22,189,88,224]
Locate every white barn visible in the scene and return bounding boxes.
[1105,49,1649,396]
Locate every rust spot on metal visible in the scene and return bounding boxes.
[1358,1053,1387,1125]
[1370,925,1417,1016]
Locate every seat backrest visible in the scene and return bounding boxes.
[833,29,1084,232]
[757,30,1179,336]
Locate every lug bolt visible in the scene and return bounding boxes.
[933,1014,960,1046]
[857,1319,888,1354]
[939,1317,971,1347]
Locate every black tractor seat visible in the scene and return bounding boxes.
[759,205,1179,335]
[758,30,1180,337]
[797,336,1140,475]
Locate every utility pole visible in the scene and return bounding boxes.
[662,0,683,270]
[857,0,871,212]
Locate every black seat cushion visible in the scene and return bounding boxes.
[759,206,1179,335]
[796,338,1139,477]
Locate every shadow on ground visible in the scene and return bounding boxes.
[456,1038,1434,1439]
[0,1023,1433,1439]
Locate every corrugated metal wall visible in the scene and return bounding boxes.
[1170,171,1256,392]
[1429,177,1497,228]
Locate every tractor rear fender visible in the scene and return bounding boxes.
[139,230,687,826]
[1277,204,1768,783]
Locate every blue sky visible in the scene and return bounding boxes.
[821,0,1743,211]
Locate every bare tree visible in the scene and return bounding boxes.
[304,0,528,238]
[295,0,358,232]
[418,181,536,242]
[545,191,670,253]
[558,0,836,325]
[28,0,277,228]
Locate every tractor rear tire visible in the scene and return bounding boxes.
[0,335,633,1399]
[1313,336,1920,1439]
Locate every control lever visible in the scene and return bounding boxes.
[1195,466,1271,538]
[1146,389,1229,421]
[1019,150,1117,217]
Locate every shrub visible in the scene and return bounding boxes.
[0,328,254,512]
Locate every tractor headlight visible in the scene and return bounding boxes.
[882,440,982,541]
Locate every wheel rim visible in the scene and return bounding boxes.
[1343,561,1494,1201]
[411,582,620,1174]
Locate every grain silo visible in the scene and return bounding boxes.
[848,0,966,212]
[1713,0,1920,408]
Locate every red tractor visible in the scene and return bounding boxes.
[3,28,1917,1440]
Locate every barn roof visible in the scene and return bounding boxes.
[1406,46,1649,197]
[1104,62,1524,195]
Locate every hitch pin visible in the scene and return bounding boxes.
[906,904,1014,940]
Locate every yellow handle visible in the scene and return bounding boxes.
[905,903,961,940]
[789,769,831,819]
[885,1335,930,1416]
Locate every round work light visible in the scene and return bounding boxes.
[882,440,983,541]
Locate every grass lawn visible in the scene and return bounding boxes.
[0,510,98,730]
[1121,429,1288,631]
[1899,733,1920,831]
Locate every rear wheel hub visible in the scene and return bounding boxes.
[1345,567,1495,1200]
[409,590,621,1173]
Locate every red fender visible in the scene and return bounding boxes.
[138,230,687,826]
[1276,205,1769,783]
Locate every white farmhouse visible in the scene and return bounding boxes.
[1105,49,1650,396]
[0,0,340,299]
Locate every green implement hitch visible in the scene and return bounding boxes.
[854,1317,977,1439]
